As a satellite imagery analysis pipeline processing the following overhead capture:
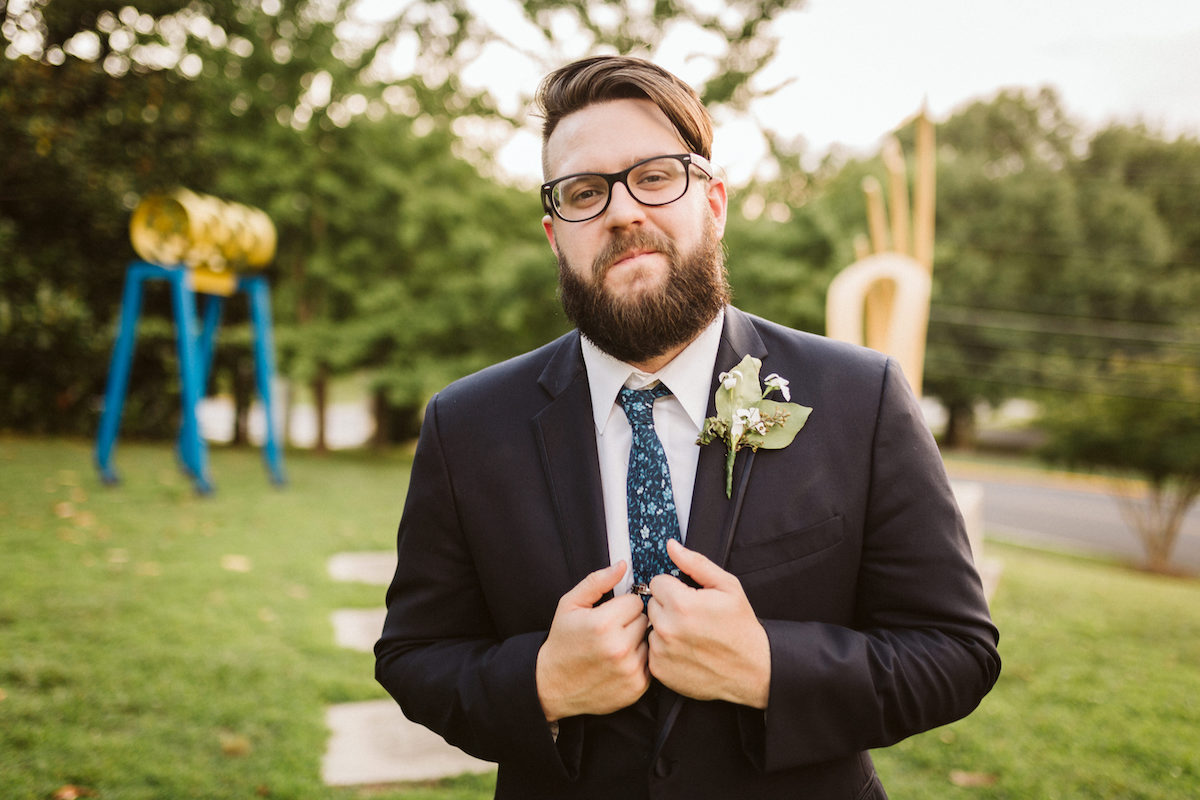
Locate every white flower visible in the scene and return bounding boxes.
[719,370,740,390]
[764,373,791,401]
[730,407,747,440]
[734,407,768,436]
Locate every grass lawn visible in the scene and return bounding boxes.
[2,437,1198,798]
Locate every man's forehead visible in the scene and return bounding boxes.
[543,98,688,178]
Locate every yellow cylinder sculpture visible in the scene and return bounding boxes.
[129,189,276,296]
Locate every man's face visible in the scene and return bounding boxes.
[542,98,730,364]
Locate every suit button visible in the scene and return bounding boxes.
[653,757,673,778]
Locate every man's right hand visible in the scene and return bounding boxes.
[535,561,650,722]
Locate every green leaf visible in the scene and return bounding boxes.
[745,399,812,450]
[715,354,765,419]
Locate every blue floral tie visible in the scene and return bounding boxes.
[617,383,682,595]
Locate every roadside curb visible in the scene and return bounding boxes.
[944,457,1145,499]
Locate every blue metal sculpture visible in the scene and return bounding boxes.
[96,189,285,494]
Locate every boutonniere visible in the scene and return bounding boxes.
[697,355,813,497]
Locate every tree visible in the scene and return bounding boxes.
[1039,355,1200,573]
[896,90,1199,448]
[916,89,1083,445]
[0,35,213,435]
[3,0,808,444]
[722,149,857,337]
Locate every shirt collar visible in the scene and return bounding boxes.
[581,308,724,435]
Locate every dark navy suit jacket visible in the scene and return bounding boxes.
[376,306,1000,799]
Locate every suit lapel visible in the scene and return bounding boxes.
[656,308,769,750]
[683,307,767,568]
[533,333,611,587]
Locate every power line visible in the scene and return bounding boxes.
[928,352,1196,393]
[935,241,1200,270]
[924,360,1200,406]
[930,304,1200,349]
[916,338,1200,376]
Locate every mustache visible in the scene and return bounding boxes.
[592,230,679,280]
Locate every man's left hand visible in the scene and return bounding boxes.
[646,539,771,709]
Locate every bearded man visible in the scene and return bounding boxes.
[375,55,1000,800]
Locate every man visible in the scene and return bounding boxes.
[376,55,1000,799]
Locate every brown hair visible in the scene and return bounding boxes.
[534,55,713,176]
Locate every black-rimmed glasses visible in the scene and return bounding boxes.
[541,153,714,223]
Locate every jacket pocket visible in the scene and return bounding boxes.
[726,514,843,575]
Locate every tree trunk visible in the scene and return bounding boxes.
[312,366,329,453]
[943,401,977,450]
[1115,478,1200,573]
[371,386,390,450]
[230,356,252,446]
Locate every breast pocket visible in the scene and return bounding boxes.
[726,514,844,576]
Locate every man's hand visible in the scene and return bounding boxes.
[647,539,771,709]
[536,561,650,722]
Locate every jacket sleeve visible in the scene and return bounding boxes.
[373,394,578,778]
[756,358,1001,770]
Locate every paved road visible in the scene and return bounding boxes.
[947,469,1200,573]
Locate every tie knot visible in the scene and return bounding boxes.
[617,384,672,428]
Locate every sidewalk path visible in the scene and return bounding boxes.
[322,551,494,786]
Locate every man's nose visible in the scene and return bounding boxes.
[604,180,646,228]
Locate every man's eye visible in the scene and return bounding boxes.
[634,170,676,190]
[568,187,603,206]
[561,179,606,206]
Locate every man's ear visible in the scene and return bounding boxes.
[706,177,729,239]
[542,214,559,255]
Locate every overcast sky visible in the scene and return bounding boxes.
[486,0,1200,184]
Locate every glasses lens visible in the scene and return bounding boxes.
[552,174,609,222]
[627,156,689,206]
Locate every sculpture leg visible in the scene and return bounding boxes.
[196,293,225,389]
[170,272,212,494]
[177,293,226,459]
[95,263,151,485]
[244,275,286,486]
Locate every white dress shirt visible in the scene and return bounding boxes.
[580,309,725,596]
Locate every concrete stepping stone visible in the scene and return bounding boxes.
[331,608,386,652]
[951,481,1003,601]
[322,699,494,786]
[327,551,395,585]
[978,558,1004,603]
[324,552,492,787]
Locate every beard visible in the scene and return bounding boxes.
[557,218,731,365]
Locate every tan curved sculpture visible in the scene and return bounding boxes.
[827,252,930,394]
[826,109,935,396]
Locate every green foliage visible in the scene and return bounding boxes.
[723,199,847,334]
[932,86,1080,171]
[1038,356,1200,570]
[731,88,1200,464]
[1040,357,1200,484]
[906,90,1199,446]
[513,0,806,110]
[2,0,804,441]
[5,2,1198,467]
[900,89,1200,566]
[0,50,207,435]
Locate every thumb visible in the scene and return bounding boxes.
[666,539,735,591]
[562,561,626,609]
